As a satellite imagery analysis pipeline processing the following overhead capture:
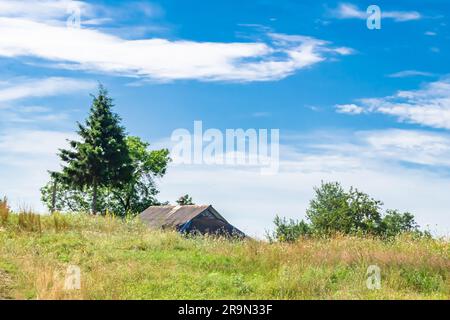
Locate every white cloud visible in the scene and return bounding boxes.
[424,31,437,36]
[0,77,96,103]
[332,3,421,22]
[0,108,69,124]
[335,103,364,114]
[360,129,450,167]
[334,3,365,19]
[387,70,435,78]
[0,0,162,27]
[314,129,450,168]
[383,10,422,22]
[337,78,450,129]
[0,130,75,155]
[332,47,354,55]
[0,7,351,82]
[0,0,94,21]
[0,129,76,210]
[129,1,163,18]
[0,77,93,129]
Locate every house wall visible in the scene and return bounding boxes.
[181,210,244,237]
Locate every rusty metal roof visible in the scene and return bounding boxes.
[139,205,224,229]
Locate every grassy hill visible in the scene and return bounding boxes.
[0,213,449,300]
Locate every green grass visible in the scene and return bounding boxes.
[0,213,449,300]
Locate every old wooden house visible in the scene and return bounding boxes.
[139,205,245,237]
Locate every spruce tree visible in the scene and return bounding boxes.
[59,85,133,214]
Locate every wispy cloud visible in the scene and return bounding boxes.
[331,3,421,22]
[0,77,95,103]
[251,112,271,118]
[335,103,364,114]
[0,77,94,125]
[0,0,165,29]
[0,0,95,22]
[0,129,75,155]
[336,78,450,129]
[424,31,437,36]
[0,1,352,83]
[313,129,450,168]
[0,128,76,210]
[387,70,436,78]
[360,129,450,167]
[0,106,69,124]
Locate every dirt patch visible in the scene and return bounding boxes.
[0,269,14,299]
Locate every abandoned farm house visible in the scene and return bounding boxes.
[139,205,246,237]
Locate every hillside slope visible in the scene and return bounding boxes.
[0,214,449,300]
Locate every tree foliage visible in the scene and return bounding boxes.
[42,136,171,216]
[267,215,310,242]
[381,209,420,238]
[271,181,424,242]
[41,181,96,213]
[306,182,384,235]
[58,85,133,213]
[109,136,171,215]
[176,194,194,206]
[41,85,171,216]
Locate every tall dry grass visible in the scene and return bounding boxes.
[18,210,42,233]
[0,197,10,225]
[0,212,448,300]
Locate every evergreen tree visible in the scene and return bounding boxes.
[58,85,133,214]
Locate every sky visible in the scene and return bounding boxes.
[0,0,449,237]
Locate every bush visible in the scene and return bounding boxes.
[306,182,384,236]
[267,215,310,242]
[381,210,420,238]
[271,181,423,242]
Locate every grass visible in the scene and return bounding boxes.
[0,212,449,300]
[0,197,9,225]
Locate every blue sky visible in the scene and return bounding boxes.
[0,0,449,237]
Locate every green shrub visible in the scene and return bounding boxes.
[267,215,310,242]
[271,182,424,242]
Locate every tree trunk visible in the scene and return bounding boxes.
[51,179,57,214]
[92,179,98,215]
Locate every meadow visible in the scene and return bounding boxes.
[0,211,449,300]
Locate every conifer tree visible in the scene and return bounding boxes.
[58,85,133,214]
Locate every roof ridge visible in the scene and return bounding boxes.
[147,204,211,208]
[166,205,182,217]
